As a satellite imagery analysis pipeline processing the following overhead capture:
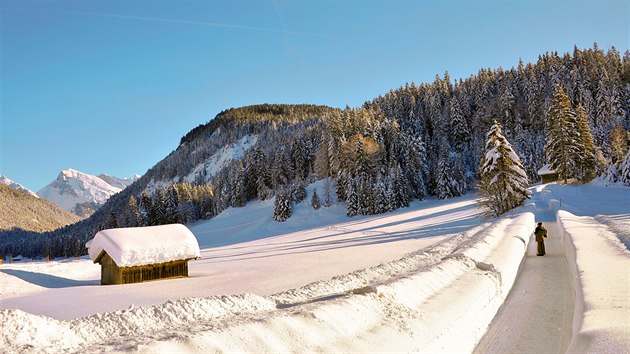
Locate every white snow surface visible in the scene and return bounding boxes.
[0,174,38,198]
[86,224,201,267]
[1,181,629,353]
[558,210,630,353]
[37,168,136,214]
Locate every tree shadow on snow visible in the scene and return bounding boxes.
[1,269,99,288]
[201,201,481,258]
[198,213,483,263]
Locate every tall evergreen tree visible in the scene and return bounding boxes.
[153,188,168,225]
[323,179,333,207]
[230,161,246,207]
[311,189,321,210]
[621,149,630,186]
[435,139,459,199]
[345,177,360,216]
[139,191,154,226]
[390,163,410,208]
[123,195,141,227]
[450,96,470,151]
[403,136,428,200]
[164,185,180,224]
[292,138,309,180]
[478,121,531,216]
[575,104,597,181]
[106,211,118,229]
[273,190,293,222]
[358,175,375,215]
[546,85,581,183]
[452,153,467,195]
[253,148,272,201]
[609,124,628,166]
[292,177,307,203]
[373,175,388,213]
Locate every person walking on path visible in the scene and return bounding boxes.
[534,222,548,256]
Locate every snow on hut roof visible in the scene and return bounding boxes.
[86,224,201,267]
[537,164,556,176]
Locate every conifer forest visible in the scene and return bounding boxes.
[2,45,630,259]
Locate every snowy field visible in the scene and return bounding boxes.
[1,181,629,353]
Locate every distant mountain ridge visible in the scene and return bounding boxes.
[0,174,38,198]
[37,169,139,217]
[98,174,141,190]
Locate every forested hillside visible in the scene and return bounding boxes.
[2,45,629,259]
[0,184,80,233]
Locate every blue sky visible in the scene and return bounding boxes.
[1,1,628,191]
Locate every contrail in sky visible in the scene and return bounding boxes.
[272,0,303,65]
[68,11,329,38]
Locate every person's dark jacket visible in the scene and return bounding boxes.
[534,225,547,242]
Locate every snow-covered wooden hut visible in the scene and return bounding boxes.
[537,164,558,184]
[86,224,201,285]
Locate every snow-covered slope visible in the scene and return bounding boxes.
[0,174,38,198]
[185,134,257,183]
[1,183,628,353]
[146,134,257,193]
[37,169,138,217]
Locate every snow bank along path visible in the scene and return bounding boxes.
[474,184,574,353]
[0,213,534,353]
[558,210,630,353]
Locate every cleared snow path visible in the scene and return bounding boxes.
[475,186,574,353]
[473,221,573,353]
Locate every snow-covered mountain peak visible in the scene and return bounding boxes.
[37,169,139,217]
[0,174,39,198]
[60,168,81,178]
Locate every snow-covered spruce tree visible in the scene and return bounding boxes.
[478,121,531,216]
[403,136,428,200]
[292,138,311,181]
[575,104,597,182]
[621,149,630,186]
[311,189,321,210]
[323,179,333,207]
[452,153,467,195]
[273,190,293,222]
[546,85,581,183]
[139,191,153,226]
[435,139,460,199]
[345,177,360,216]
[106,211,118,229]
[435,155,455,199]
[229,161,246,208]
[358,175,375,215]
[164,185,180,224]
[123,195,141,227]
[153,188,169,225]
[292,178,307,203]
[609,124,628,167]
[389,163,410,209]
[253,148,272,201]
[449,96,470,152]
[373,175,388,213]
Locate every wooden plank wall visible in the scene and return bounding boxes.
[100,256,189,285]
